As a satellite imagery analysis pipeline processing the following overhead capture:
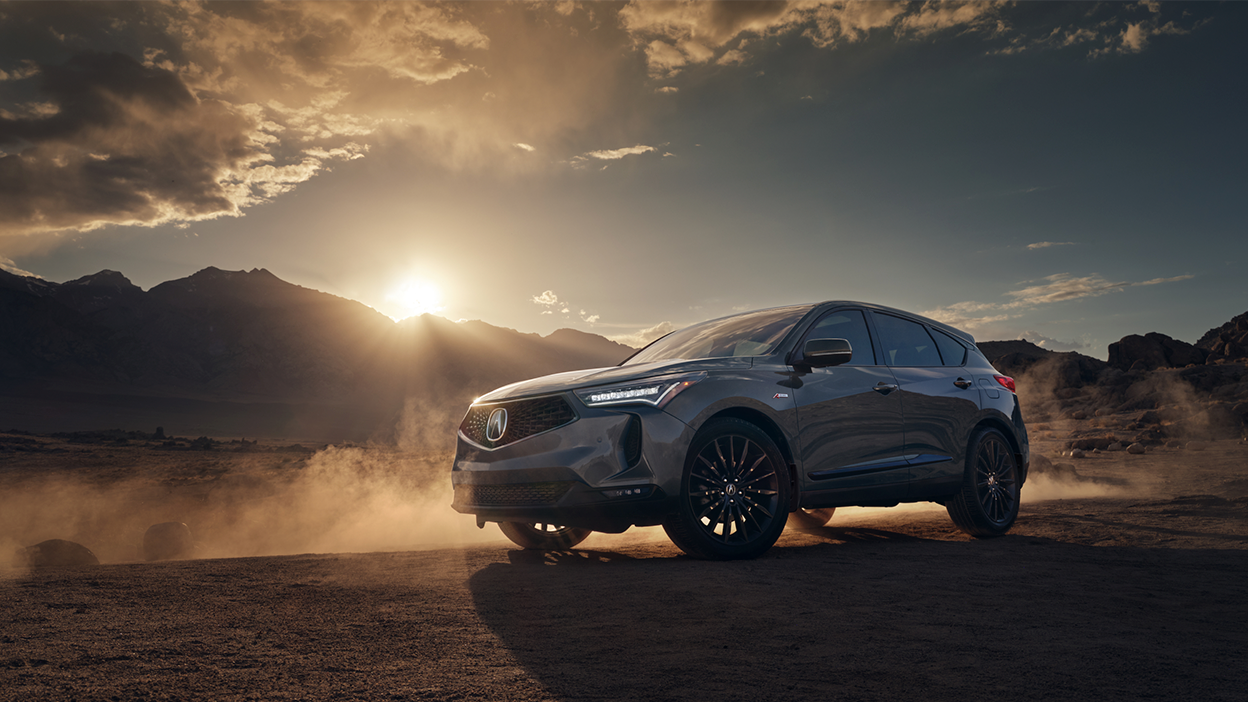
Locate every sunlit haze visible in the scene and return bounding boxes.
[2,1,1244,356]
[384,278,445,321]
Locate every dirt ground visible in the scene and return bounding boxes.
[2,435,1247,701]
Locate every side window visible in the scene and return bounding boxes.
[931,328,968,366]
[873,313,942,367]
[805,309,875,365]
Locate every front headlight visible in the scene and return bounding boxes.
[575,372,706,408]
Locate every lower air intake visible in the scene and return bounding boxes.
[456,482,575,507]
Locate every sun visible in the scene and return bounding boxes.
[385,278,444,320]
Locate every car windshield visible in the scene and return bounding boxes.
[624,305,813,365]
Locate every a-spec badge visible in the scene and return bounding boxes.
[485,408,508,442]
[773,393,790,399]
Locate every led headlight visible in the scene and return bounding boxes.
[575,372,706,408]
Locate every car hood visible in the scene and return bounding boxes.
[475,358,752,403]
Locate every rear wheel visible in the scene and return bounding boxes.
[663,418,790,560]
[788,507,836,530]
[947,427,1019,537]
[498,522,592,550]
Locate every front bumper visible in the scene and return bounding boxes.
[450,397,693,532]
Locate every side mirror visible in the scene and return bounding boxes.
[802,338,852,368]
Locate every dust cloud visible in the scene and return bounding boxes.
[1,428,507,567]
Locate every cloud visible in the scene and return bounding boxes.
[513,142,536,152]
[1026,241,1076,250]
[584,144,656,160]
[1017,331,1089,352]
[0,1,1209,242]
[620,1,1004,76]
[531,290,559,306]
[608,321,676,349]
[0,256,39,278]
[1004,273,1194,306]
[923,272,1194,332]
[0,52,370,236]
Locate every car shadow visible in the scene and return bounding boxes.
[468,536,1248,701]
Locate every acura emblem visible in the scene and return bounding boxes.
[485,408,508,442]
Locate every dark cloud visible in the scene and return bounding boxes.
[0,1,1214,242]
[0,52,258,235]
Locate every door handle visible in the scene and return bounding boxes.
[873,382,899,395]
[954,377,973,389]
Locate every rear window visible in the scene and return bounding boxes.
[873,313,942,367]
[931,328,968,366]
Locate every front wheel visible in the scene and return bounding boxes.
[946,427,1020,537]
[498,522,592,550]
[662,418,791,560]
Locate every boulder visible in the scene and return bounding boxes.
[1069,437,1119,451]
[1109,332,1208,371]
[1127,443,1147,455]
[23,539,99,568]
[143,522,194,561]
[1107,442,1124,452]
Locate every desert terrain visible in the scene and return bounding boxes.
[2,425,1246,701]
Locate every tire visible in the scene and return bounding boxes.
[662,418,791,560]
[787,507,836,530]
[498,522,592,550]
[946,427,1020,537]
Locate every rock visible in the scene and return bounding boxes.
[1094,408,1114,417]
[1070,448,1086,458]
[1186,441,1208,451]
[143,522,194,561]
[1138,410,1162,424]
[1166,440,1182,448]
[1127,443,1147,454]
[1109,332,1209,371]
[1232,402,1248,417]
[1069,437,1118,451]
[1070,410,1089,420]
[1107,442,1124,451]
[23,539,99,568]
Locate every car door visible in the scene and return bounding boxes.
[791,308,909,505]
[869,311,981,495]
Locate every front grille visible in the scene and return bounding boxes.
[456,482,574,507]
[459,395,577,449]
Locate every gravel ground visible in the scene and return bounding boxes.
[2,440,1246,701]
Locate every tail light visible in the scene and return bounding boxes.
[994,375,1016,393]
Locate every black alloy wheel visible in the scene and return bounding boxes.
[946,427,1020,537]
[499,522,592,550]
[663,418,790,560]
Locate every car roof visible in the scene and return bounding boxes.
[809,300,977,345]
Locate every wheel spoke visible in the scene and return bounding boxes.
[740,471,776,487]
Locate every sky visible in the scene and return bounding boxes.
[1,1,1244,357]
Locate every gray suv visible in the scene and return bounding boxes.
[451,302,1028,560]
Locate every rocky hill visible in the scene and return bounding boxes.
[0,267,633,442]
[977,318,1248,447]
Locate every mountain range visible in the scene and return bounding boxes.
[2,266,1244,443]
[0,267,633,442]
